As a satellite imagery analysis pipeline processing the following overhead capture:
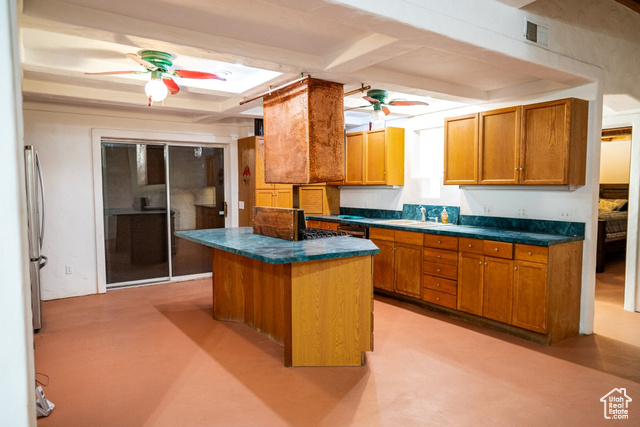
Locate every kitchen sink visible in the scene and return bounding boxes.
[375,219,441,228]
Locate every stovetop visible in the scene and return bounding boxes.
[300,228,350,240]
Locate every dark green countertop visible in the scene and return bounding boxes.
[175,227,379,264]
[308,215,584,246]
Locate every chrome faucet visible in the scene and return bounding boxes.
[420,206,426,222]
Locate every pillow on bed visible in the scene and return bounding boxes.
[599,198,628,212]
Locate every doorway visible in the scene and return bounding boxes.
[101,140,226,287]
[596,126,632,313]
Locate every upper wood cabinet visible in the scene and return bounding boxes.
[444,114,478,185]
[478,107,520,185]
[444,98,588,186]
[343,127,405,186]
[520,98,588,186]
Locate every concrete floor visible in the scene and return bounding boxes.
[35,254,639,426]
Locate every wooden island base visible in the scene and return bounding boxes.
[211,248,373,367]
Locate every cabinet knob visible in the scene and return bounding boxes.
[494,247,499,252]
[519,167,524,171]
[437,240,441,244]
[479,261,482,265]
[485,262,488,266]
[436,297,440,301]
[437,268,441,272]
[514,167,518,171]
[468,244,472,247]
[436,283,440,287]
[437,255,441,258]
[528,251,532,256]
[514,266,518,270]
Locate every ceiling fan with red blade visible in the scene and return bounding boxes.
[85,50,228,106]
[346,89,430,122]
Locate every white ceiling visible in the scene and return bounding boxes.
[18,0,621,127]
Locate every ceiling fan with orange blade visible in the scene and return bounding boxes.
[85,50,228,106]
[347,89,429,122]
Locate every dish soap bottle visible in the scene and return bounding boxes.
[441,207,449,224]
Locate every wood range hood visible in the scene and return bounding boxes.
[262,77,345,184]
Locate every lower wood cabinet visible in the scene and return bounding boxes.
[482,257,514,324]
[305,219,339,231]
[422,235,459,309]
[371,228,422,298]
[457,252,484,315]
[371,238,395,292]
[512,259,547,333]
[457,238,514,322]
[395,242,422,297]
[368,226,582,344]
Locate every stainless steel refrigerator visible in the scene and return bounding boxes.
[25,146,47,331]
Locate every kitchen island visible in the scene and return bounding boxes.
[175,227,379,367]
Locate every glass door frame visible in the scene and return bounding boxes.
[92,128,236,293]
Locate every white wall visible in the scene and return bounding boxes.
[23,103,250,300]
[600,139,631,183]
[1,0,36,424]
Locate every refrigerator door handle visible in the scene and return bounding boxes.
[35,151,45,248]
[39,255,48,269]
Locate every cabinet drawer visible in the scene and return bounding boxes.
[423,248,458,266]
[369,227,394,241]
[395,230,424,246]
[483,240,513,259]
[515,244,548,263]
[423,275,457,295]
[459,237,483,254]
[422,288,457,309]
[423,261,457,280]
[424,234,459,251]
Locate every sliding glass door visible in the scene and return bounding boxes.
[101,140,225,288]
[169,145,225,276]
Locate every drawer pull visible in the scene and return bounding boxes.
[468,244,472,247]
[485,262,488,266]
[436,297,440,301]
[436,283,440,287]
[494,248,499,252]
[528,251,532,256]
[514,266,518,271]
[437,255,441,258]
[437,240,442,244]
[436,268,441,272]
[478,261,482,265]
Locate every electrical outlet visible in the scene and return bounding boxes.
[560,210,572,220]
[482,204,492,215]
[516,208,526,218]
[65,265,72,275]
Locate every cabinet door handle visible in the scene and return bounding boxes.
[436,268,441,272]
[437,255,441,258]
[494,248,499,252]
[514,266,518,270]
[436,297,440,301]
[468,244,472,247]
[437,240,442,244]
[485,262,488,266]
[519,167,524,171]
[528,251,532,256]
[436,283,440,287]
[478,261,482,265]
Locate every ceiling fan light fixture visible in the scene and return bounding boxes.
[370,108,385,124]
[145,77,168,102]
